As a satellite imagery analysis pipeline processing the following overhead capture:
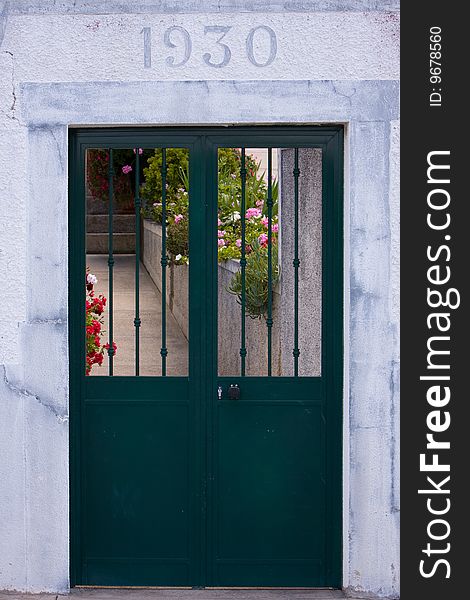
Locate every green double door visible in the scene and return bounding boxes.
[69,127,343,588]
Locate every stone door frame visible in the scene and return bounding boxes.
[19,78,399,592]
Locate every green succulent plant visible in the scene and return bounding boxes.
[228,239,280,319]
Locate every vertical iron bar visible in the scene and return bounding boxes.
[240,148,247,376]
[266,148,273,377]
[293,148,301,376]
[134,149,141,376]
[160,148,168,375]
[107,149,115,375]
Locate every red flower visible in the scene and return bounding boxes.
[85,275,110,374]
[92,352,104,366]
[92,297,104,314]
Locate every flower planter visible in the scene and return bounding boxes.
[217,258,282,376]
[143,218,284,374]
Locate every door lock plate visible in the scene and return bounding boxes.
[228,384,240,400]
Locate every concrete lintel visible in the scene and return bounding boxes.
[20,80,399,127]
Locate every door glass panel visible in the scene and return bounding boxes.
[85,147,189,376]
[217,147,322,377]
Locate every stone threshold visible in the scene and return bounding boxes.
[0,589,347,600]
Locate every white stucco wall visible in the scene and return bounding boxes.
[0,1,400,597]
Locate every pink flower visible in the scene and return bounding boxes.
[174,214,184,224]
[122,165,132,174]
[217,229,226,238]
[133,148,143,154]
[258,233,268,247]
[235,239,242,247]
[218,239,225,247]
[272,223,279,233]
[246,207,262,220]
[218,218,222,226]
[261,216,269,227]
[256,199,264,208]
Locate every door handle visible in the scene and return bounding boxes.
[217,384,240,400]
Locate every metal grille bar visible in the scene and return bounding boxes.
[266,148,273,377]
[160,148,168,376]
[107,149,115,376]
[134,150,141,376]
[293,148,301,376]
[239,148,247,376]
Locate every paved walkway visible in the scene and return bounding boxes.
[87,254,188,376]
[1,590,347,600]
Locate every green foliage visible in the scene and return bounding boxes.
[140,147,279,279]
[167,218,189,259]
[217,148,278,222]
[228,240,280,319]
[141,148,189,220]
[139,148,189,264]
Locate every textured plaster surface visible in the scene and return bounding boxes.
[0,1,399,598]
[6,0,400,15]
[344,121,399,598]
[2,12,398,83]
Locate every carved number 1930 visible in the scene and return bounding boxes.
[141,25,277,69]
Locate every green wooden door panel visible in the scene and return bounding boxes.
[84,403,190,557]
[214,562,325,588]
[216,404,325,553]
[83,402,191,585]
[84,559,190,587]
[69,127,343,588]
[213,402,326,586]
